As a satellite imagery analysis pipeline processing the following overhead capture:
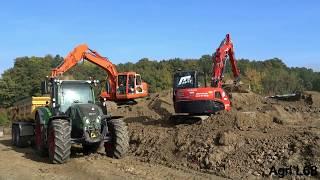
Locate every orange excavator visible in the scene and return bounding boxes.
[172,34,241,115]
[51,44,148,102]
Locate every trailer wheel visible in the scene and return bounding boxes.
[48,119,71,164]
[15,126,29,147]
[11,126,16,146]
[11,125,29,147]
[104,119,129,159]
[35,114,47,156]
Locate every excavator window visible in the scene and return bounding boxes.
[117,75,127,94]
[196,72,208,88]
[136,75,142,85]
[173,71,196,89]
[128,75,135,94]
[215,91,222,99]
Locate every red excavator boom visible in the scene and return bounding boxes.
[212,34,240,88]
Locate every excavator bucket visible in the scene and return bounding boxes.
[222,80,250,93]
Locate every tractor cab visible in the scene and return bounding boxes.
[42,79,97,113]
[56,80,96,112]
[42,79,105,143]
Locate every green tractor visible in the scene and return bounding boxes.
[12,78,129,164]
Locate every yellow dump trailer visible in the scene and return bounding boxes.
[10,96,50,147]
[10,96,50,122]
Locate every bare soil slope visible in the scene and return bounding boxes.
[111,90,320,179]
[0,136,218,180]
[0,90,319,179]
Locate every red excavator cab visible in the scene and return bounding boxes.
[173,70,231,114]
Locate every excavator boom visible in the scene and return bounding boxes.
[51,44,118,78]
[212,34,240,88]
[51,44,148,101]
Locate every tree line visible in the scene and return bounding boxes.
[0,54,319,107]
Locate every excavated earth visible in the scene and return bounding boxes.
[0,90,319,179]
[111,90,320,179]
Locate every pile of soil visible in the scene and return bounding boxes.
[109,90,320,179]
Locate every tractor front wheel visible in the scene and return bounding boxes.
[48,119,71,164]
[104,119,129,159]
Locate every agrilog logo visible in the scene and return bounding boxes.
[269,164,318,178]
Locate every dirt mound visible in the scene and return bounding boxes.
[108,90,320,179]
[3,90,318,179]
[231,92,265,111]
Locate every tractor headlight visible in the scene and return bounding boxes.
[96,116,101,123]
[83,117,90,124]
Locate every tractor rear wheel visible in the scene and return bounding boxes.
[48,119,71,164]
[104,119,129,159]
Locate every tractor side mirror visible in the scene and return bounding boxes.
[41,80,50,95]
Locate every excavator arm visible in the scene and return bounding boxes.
[212,34,240,88]
[52,44,88,77]
[51,44,118,99]
[51,44,118,77]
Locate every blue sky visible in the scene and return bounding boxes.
[0,0,319,75]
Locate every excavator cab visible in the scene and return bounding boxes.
[173,70,208,90]
[115,72,148,100]
[173,71,195,89]
[173,70,231,114]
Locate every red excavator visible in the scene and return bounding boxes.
[173,34,240,115]
[52,44,148,102]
